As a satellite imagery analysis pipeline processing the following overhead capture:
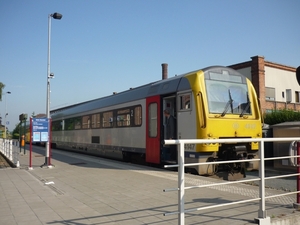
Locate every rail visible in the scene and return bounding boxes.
[0,138,20,167]
[163,137,300,225]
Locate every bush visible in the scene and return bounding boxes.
[264,109,300,125]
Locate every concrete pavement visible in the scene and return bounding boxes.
[0,146,300,225]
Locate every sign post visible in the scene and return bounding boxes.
[32,118,50,167]
[29,118,32,170]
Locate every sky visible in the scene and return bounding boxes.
[0,0,299,131]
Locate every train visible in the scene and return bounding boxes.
[50,65,262,179]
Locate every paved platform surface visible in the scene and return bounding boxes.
[0,146,300,225]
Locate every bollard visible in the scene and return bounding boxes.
[21,135,25,147]
[21,135,25,155]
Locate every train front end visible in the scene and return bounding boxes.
[185,67,262,178]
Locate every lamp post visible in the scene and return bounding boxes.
[45,12,62,167]
[4,91,11,139]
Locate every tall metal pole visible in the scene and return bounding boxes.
[45,14,52,166]
[45,12,62,167]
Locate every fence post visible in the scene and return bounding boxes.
[293,142,300,209]
[297,142,300,205]
[178,141,185,225]
[15,140,20,167]
[0,138,2,153]
[4,139,8,157]
[9,140,13,161]
[256,139,270,225]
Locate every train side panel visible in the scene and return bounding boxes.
[52,99,147,159]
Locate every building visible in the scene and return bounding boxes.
[229,56,299,114]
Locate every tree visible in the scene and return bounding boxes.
[0,82,5,101]
[12,123,21,140]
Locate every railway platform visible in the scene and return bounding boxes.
[0,146,300,225]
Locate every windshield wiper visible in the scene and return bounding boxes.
[240,93,251,117]
[221,89,233,117]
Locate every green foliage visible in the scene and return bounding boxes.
[12,122,21,139]
[264,109,300,125]
[0,82,5,101]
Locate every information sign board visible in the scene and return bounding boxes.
[32,118,49,142]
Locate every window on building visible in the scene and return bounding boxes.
[295,91,300,103]
[265,87,275,101]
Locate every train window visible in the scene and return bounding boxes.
[134,106,142,126]
[206,79,251,115]
[178,93,191,111]
[74,117,81,129]
[103,111,113,128]
[91,114,100,128]
[64,117,82,130]
[148,103,157,137]
[65,118,75,130]
[82,115,91,129]
[52,120,62,131]
[117,108,130,127]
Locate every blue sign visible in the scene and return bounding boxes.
[32,118,49,142]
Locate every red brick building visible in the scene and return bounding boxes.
[229,56,299,114]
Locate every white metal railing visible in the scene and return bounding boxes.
[0,138,20,167]
[163,137,300,225]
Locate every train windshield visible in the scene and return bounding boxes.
[205,71,251,116]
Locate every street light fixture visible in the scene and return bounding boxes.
[4,91,11,139]
[45,12,62,167]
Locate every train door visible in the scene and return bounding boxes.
[162,96,176,139]
[176,91,195,140]
[145,95,161,164]
[161,95,177,162]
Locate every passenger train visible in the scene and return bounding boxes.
[51,65,262,177]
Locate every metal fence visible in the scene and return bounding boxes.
[0,138,20,167]
[164,137,300,225]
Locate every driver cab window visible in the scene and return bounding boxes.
[178,93,191,111]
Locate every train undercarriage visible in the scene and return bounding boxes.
[215,144,257,180]
[174,144,259,181]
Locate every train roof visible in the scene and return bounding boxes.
[51,66,243,119]
[51,73,187,119]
